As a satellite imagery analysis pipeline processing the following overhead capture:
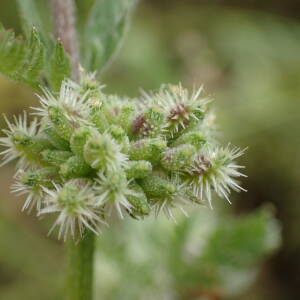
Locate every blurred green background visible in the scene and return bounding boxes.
[1,0,300,299]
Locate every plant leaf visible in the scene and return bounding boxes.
[0,25,71,90]
[49,40,72,92]
[20,27,46,87]
[81,0,137,74]
[75,0,97,31]
[202,209,281,269]
[16,0,53,43]
[0,25,45,89]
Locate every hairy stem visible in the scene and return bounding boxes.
[66,230,95,300]
[51,1,95,299]
[51,0,80,81]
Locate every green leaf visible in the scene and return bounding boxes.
[21,27,46,87]
[202,209,281,269]
[0,25,45,88]
[82,0,137,74]
[0,25,71,90]
[16,0,53,43]
[0,25,25,75]
[49,40,72,91]
[75,0,97,30]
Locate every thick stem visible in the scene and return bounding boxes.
[66,230,95,300]
[51,3,95,299]
[51,0,80,81]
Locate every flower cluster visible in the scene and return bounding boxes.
[0,75,246,240]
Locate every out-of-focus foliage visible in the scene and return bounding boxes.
[81,0,137,74]
[0,214,63,300]
[94,208,280,300]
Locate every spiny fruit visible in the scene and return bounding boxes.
[0,75,246,240]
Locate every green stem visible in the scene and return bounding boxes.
[51,1,93,299]
[66,231,95,300]
[51,2,94,298]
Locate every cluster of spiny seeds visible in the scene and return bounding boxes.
[0,75,246,240]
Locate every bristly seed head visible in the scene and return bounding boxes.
[0,113,39,168]
[186,146,246,208]
[0,77,246,240]
[40,179,104,241]
[93,171,136,218]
